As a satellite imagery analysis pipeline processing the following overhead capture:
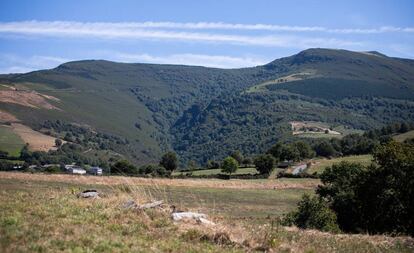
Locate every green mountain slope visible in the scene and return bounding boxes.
[1,48,414,165]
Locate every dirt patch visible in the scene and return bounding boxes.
[0,172,320,190]
[0,89,60,110]
[10,123,57,151]
[0,110,19,123]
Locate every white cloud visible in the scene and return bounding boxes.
[0,21,412,37]
[0,21,362,48]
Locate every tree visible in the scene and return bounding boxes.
[314,141,336,157]
[230,150,243,164]
[280,145,300,161]
[221,156,238,175]
[55,139,63,147]
[267,142,283,159]
[293,141,315,159]
[254,154,275,175]
[316,161,365,232]
[159,151,178,173]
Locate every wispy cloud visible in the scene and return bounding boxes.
[0,21,362,48]
[0,21,412,36]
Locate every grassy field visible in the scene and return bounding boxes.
[307,155,373,174]
[1,173,413,252]
[0,125,25,157]
[393,130,414,142]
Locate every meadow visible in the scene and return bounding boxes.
[307,155,373,174]
[1,172,413,252]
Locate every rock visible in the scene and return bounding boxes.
[77,189,100,198]
[171,212,207,221]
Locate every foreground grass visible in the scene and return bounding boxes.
[307,155,373,174]
[0,174,413,252]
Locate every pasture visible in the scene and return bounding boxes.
[307,155,373,174]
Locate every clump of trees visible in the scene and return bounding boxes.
[267,141,315,162]
[284,141,414,236]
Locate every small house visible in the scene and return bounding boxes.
[67,166,86,175]
[89,166,103,175]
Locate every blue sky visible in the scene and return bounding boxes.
[0,0,413,73]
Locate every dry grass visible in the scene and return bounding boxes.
[0,172,320,190]
[8,123,58,152]
[0,87,60,110]
[1,177,413,253]
[0,110,19,123]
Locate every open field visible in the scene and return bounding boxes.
[307,155,373,174]
[393,130,414,142]
[1,172,413,252]
[0,172,319,190]
[0,125,25,157]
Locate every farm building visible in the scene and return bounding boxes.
[66,166,86,175]
[89,167,103,175]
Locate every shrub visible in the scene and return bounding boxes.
[283,194,340,233]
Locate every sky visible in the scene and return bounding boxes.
[0,0,413,73]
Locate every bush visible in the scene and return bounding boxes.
[283,194,340,233]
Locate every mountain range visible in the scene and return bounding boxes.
[1,48,413,165]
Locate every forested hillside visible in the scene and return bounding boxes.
[1,48,414,165]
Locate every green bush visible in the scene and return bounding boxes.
[283,194,340,233]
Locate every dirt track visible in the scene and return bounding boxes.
[0,171,320,190]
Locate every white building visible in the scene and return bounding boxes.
[89,167,103,175]
[66,165,86,175]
